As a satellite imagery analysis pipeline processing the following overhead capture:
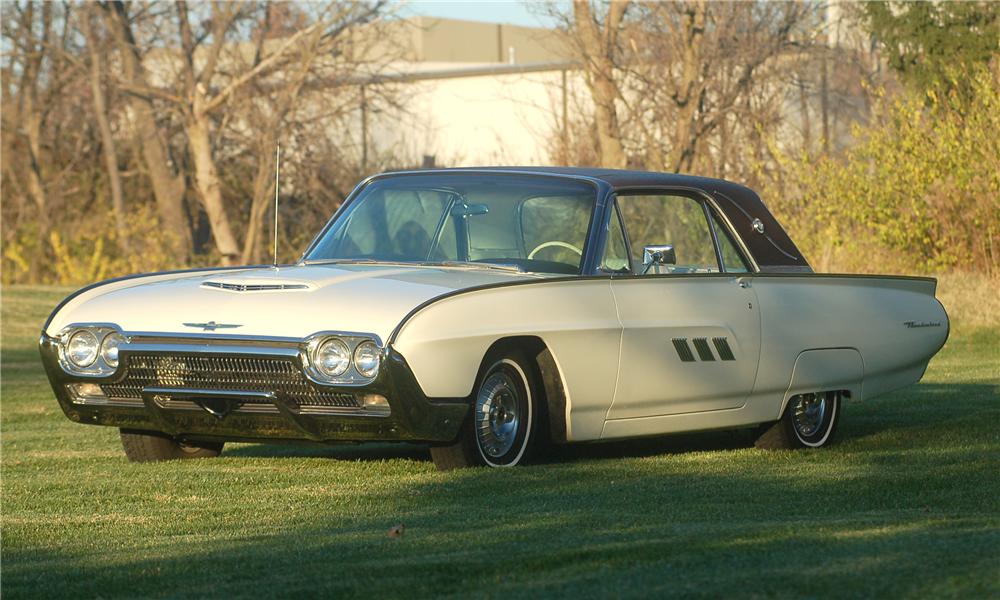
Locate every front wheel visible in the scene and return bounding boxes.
[755,391,841,450]
[120,429,224,462]
[430,349,540,470]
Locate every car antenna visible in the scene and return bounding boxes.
[272,143,280,270]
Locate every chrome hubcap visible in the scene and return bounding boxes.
[792,393,827,438]
[476,371,520,458]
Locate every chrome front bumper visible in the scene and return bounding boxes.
[39,333,468,444]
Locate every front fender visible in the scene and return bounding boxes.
[390,278,621,442]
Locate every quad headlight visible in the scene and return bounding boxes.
[67,330,100,367]
[304,333,382,384]
[100,332,127,368]
[315,338,351,378]
[57,325,127,376]
[353,341,381,378]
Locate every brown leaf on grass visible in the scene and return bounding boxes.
[387,524,405,538]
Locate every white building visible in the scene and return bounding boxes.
[357,17,582,167]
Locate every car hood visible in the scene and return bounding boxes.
[47,264,540,342]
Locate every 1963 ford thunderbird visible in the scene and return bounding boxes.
[40,168,949,469]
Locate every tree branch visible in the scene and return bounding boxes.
[199,20,324,115]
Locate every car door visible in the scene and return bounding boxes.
[604,192,761,420]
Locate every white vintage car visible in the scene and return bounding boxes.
[41,168,949,468]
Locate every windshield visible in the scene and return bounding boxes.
[305,173,597,274]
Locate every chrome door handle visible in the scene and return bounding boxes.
[736,278,751,289]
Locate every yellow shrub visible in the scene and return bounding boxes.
[765,64,1000,277]
[2,205,196,286]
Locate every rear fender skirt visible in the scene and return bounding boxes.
[779,348,864,419]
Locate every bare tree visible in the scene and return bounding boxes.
[105,1,384,264]
[2,2,59,234]
[81,4,128,252]
[626,1,817,174]
[2,2,93,234]
[101,1,191,257]
[551,1,819,178]
[237,2,387,264]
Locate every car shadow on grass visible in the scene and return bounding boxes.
[222,440,433,461]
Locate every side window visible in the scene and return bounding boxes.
[617,194,720,274]
[711,212,750,273]
[601,203,630,273]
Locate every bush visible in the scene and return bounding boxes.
[2,205,199,286]
[765,63,1000,276]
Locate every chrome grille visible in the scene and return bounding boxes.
[100,354,360,409]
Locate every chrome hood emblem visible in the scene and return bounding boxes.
[183,321,243,331]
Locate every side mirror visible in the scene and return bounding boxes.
[641,244,676,275]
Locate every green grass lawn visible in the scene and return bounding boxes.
[2,286,998,599]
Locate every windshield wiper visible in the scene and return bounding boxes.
[303,258,398,266]
[431,261,523,273]
[302,258,524,273]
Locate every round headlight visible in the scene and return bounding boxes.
[353,341,381,378]
[67,330,99,367]
[314,338,350,378]
[101,332,126,367]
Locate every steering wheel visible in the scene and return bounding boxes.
[527,241,584,260]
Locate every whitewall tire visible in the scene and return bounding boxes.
[755,391,841,450]
[430,349,540,470]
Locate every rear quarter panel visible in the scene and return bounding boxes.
[751,275,948,419]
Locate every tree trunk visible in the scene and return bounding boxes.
[186,115,241,264]
[242,134,277,264]
[21,104,51,236]
[572,0,628,169]
[83,7,128,252]
[102,1,190,257]
[589,73,627,169]
[668,0,707,173]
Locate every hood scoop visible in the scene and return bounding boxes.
[202,280,312,293]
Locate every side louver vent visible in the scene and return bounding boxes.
[713,337,736,361]
[692,338,716,361]
[672,337,736,363]
[672,338,696,362]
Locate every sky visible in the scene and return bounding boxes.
[398,1,563,28]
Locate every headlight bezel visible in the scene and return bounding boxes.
[57,323,128,377]
[301,331,384,385]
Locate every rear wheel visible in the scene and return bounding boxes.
[430,348,540,470]
[755,391,841,450]
[120,429,224,462]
